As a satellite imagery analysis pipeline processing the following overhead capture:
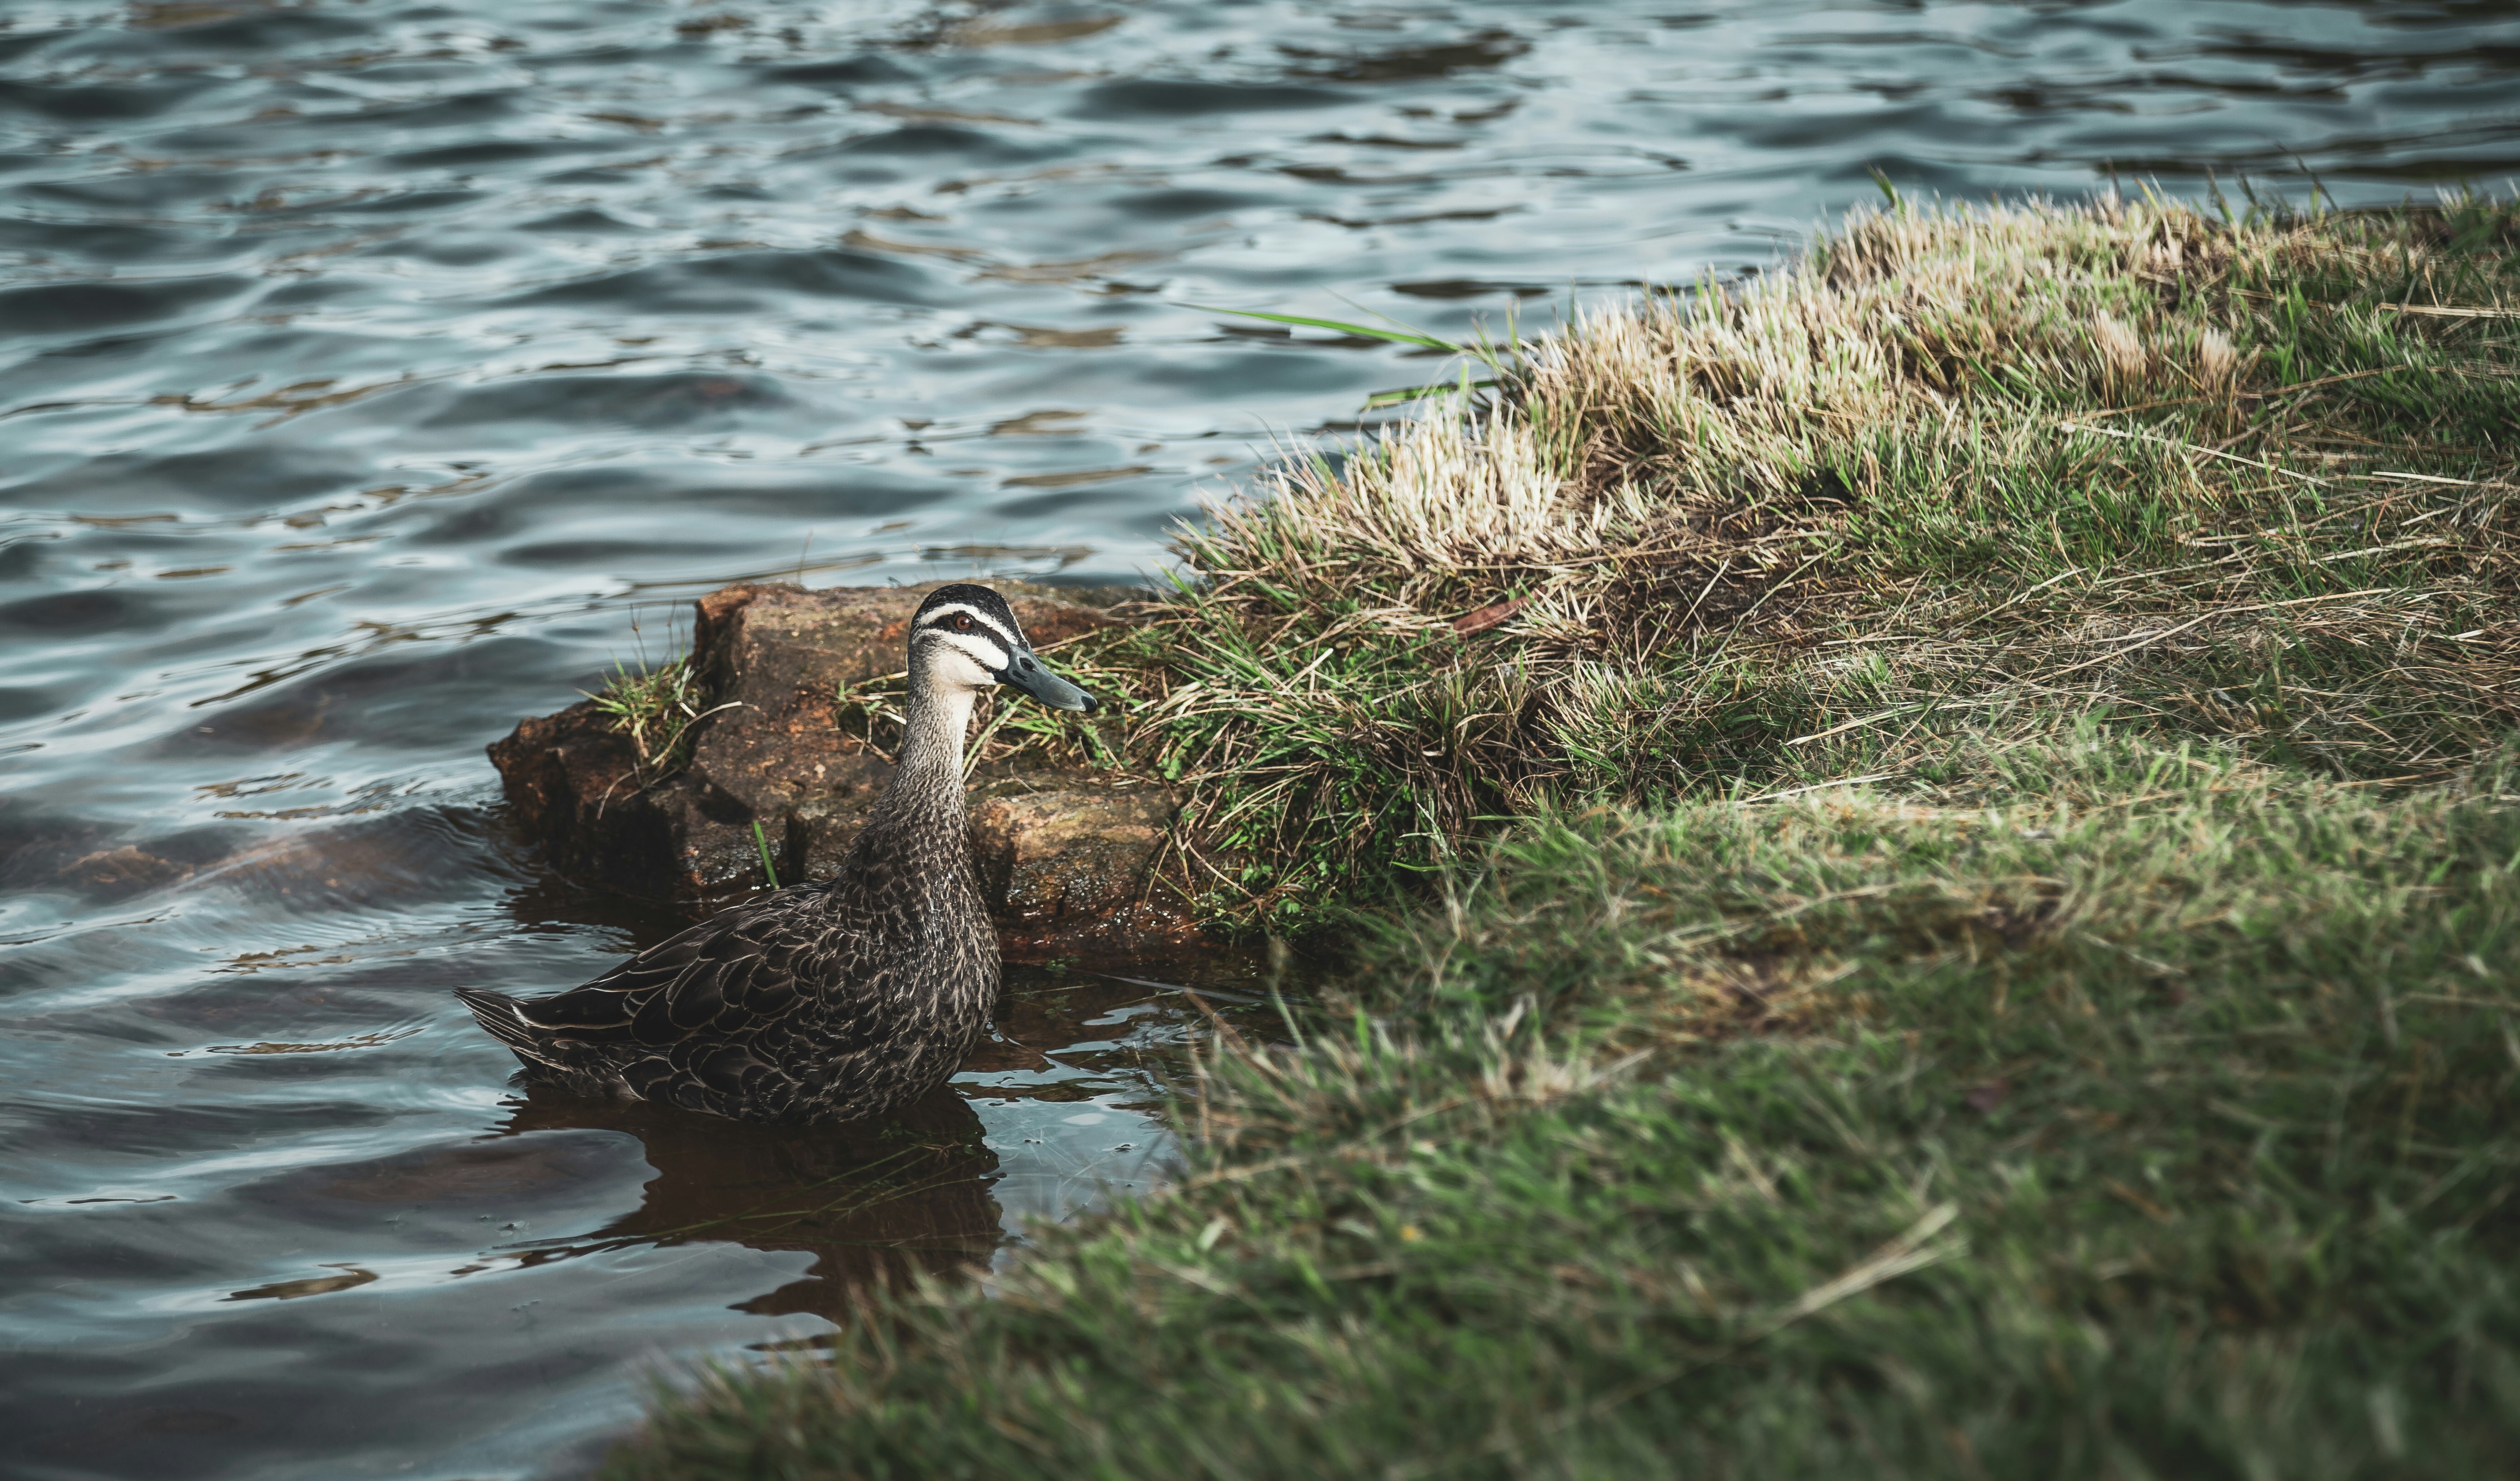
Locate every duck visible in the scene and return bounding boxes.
[457,583,1098,1124]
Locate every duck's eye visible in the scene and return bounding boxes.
[953,614,972,631]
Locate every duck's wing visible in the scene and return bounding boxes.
[463,886,891,1115]
[524,890,859,1036]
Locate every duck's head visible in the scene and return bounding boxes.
[908,583,1099,712]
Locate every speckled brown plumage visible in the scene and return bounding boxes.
[458,584,1096,1125]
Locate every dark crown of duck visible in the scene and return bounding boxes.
[456,582,1097,1125]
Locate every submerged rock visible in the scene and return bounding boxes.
[488,582,1200,955]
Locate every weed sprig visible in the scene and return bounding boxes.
[586,653,720,784]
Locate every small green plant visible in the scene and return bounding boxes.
[586,653,717,782]
[1186,301,1520,409]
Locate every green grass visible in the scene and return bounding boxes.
[586,651,714,783]
[611,194,2520,1478]
[616,732,2520,1479]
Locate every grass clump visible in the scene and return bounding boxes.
[616,733,2520,1479]
[1040,194,2520,927]
[588,652,715,782]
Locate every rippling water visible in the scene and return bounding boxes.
[3,1,2515,1477]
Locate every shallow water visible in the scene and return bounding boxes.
[2,1,2514,1477]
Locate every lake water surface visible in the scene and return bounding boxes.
[4,1,2515,1477]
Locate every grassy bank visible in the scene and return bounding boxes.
[994,192,2516,926]
[624,738,2520,1478]
[616,195,2518,1477]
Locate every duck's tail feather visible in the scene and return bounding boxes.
[455,986,566,1069]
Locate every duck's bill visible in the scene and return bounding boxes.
[1000,652,1099,712]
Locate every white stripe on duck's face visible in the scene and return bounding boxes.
[913,603,1017,690]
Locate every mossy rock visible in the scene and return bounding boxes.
[488,582,1201,955]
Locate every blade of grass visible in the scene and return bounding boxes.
[752,819,780,889]
[1181,303,1466,352]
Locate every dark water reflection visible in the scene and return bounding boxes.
[3,0,2515,1477]
[491,1087,1005,1326]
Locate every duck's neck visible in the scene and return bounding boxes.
[872,676,976,833]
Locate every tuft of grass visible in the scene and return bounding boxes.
[1001,195,2520,931]
[613,732,2520,1479]
[586,652,714,783]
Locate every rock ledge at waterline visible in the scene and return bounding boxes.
[488,582,1195,955]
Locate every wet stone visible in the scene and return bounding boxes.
[488,581,1202,955]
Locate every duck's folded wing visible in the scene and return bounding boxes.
[514,897,871,1048]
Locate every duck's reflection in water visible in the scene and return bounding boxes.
[492,1083,1003,1324]
[462,961,1279,1328]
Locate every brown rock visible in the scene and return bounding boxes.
[488,582,1205,955]
[972,782,1190,958]
[485,695,682,900]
